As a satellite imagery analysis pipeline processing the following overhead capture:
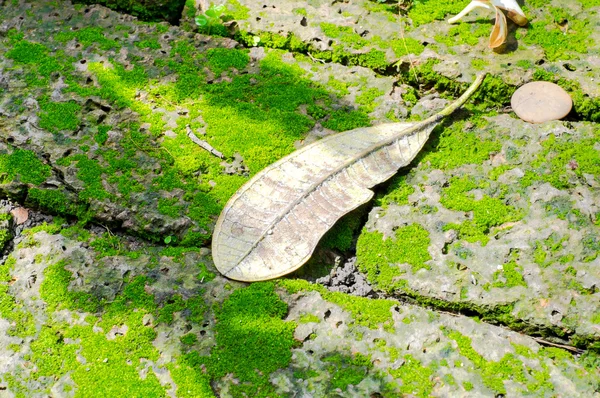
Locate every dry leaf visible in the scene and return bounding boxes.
[212,74,486,281]
[10,207,29,225]
[448,0,528,49]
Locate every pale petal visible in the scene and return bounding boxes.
[448,0,493,24]
[507,10,528,26]
[492,0,528,25]
[489,6,508,48]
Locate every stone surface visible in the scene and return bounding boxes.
[73,0,187,23]
[0,224,597,396]
[358,115,600,349]
[511,81,573,123]
[0,0,599,396]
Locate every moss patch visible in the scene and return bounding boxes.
[440,177,524,245]
[38,98,82,134]
[356,224,432,292]
[0,256,37,338]
[279,279,396,331]
[408,0,471,26]
[446,329,556,395]
[518,7,593,61]
[0,149,52,186]
[388,354,435,397]
[376,174,415,208]
[206,48,250,76]
[527,130,600,189]
[181,282,296,397]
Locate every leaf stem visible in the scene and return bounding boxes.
[437,72,488,118]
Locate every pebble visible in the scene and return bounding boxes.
[511,81,573,123]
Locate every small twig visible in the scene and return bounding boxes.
[100,223,123,254]
[398,8,419,84]
[307,52,326,64]
[530,337,585,354]
[127,134,174,161]
[186,125,223,159]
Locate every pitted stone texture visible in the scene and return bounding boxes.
[229,0,600,98]
[360,114,600,348]
[275,290,599,397]
[0,1,234,241]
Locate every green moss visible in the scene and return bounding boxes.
[408,0,471,26]
[292,7,307,16]
[60,223,93,242]
[23,221,63,236]
[311,45,389,70]
[356,224,431,292]
[516,59,534,69]
[388,354,434,397]
[533,232,569,268]
[6,39,72,86]
[327,76,352,96]
[157,197,184,218]
[89,232,123,258]
[440,177,523,245]
[529,132,600,189]
[299,313,321,323]
[226,0,250,20]
[95,125,110,145]
[40,260,102,313]
[404,60,515,111]
[168,356,214,398]
[6,40,52,64]
[446,329,555,395]
[38,97,82,134]
[279,279,396,330]
[533,69,600,122]
[488,165,513,181]
[376,174,415,208]
[65,155,112,202]
[582,235,600,262]
[417,119,501,170]
[184,0,196,19]
[0,255,37,337]
[319,209,365,252]
[206,48,250,76]
[435,22,489,46]
[322,352,373,390]
[135,38,161,49]
[0,149,52,185]
[355,87,384,113]
[489,260,528,289]
[235,30,307,52]
[181,282,295,397]
[0,213,11,251]
[320,23,369,49]
[389,37,425,57]
[30,313,165,397]
[322,108,370,131]
[517,8,593,61]
[55,26,121,50]
[157,294,187,324]
[471,58,488,70]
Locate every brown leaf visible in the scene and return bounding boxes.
[10,207,29,225]
[489,8,508,48]
[212,75,486,281]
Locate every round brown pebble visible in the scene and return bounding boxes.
[511,81,572,123]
